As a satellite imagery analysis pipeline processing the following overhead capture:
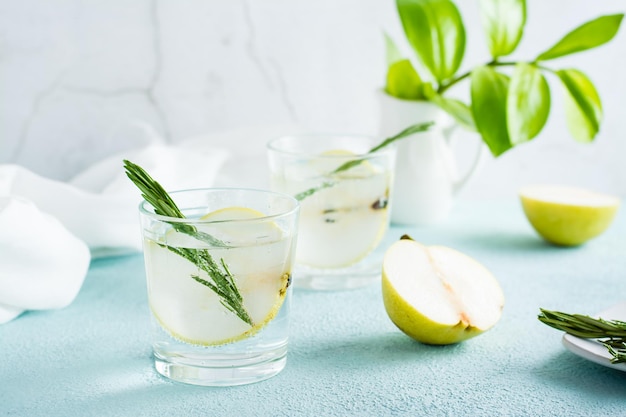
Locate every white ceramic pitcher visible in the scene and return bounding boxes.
[377,91,487,225]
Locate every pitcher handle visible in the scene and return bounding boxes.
[443,125,488,195]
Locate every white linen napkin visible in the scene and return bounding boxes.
[0,197,90,323]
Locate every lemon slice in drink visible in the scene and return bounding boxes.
[297,149,390,268]
[145,207,291,346]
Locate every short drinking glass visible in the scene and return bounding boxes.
[267,134,395,290]
[138,188,299,386]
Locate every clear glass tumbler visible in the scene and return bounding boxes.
[138,188,299,386]
[267,134,396,290]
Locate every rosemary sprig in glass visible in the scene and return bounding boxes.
[294,122,434,201]
[124,160,253,326]
[538,309,626,364]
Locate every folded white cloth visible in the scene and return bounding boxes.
[0,197,90,323]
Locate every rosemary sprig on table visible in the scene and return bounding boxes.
[294,122,434,201]
[538,309,626,364]
[124,160,253,326]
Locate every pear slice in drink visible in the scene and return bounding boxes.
[145,207,291,346]
[297,150,390,268]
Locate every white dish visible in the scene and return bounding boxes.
[562,302,626,372]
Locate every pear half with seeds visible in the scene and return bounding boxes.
[382,236,505,345]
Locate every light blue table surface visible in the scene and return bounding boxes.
[2,200,626,416]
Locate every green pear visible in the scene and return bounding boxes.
[382,236,505,345]
[520,185,620,246]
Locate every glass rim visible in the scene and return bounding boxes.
[138,187,299,224]
[266,133,396,158]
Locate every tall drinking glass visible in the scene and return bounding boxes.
[138,188,299,386]
[267,135,395,290]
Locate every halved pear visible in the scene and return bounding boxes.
[519,185,620,246]
[382,236,505,345]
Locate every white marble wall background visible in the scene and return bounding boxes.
[1,0,625,197]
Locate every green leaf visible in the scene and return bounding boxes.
[536,14,624,61]
[506,63,550,145]
[479,0,526,58]
[428,93,476,131]
[556,69,602,143]
[384,32,404,66]
[396,0,466,83]
[470,66,511,156]
[386,59,425,100]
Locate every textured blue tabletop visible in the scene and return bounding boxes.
[2,200,625,417]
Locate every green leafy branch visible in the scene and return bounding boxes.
[124,160,253,326]
[538,309,626,364]
[386,0,623,156]
[294,122,433,201]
